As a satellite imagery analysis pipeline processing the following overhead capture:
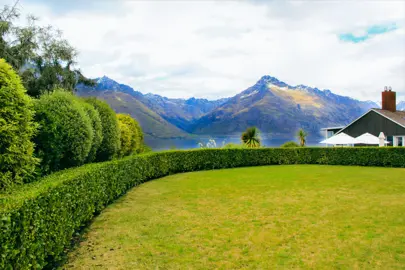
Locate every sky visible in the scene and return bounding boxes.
[3,0,405,101]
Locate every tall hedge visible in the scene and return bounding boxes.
[117,118,132,157]
[0,59,38,190]
[33,91,93,174]
[81,102,103,163]
[117,114,143,156]
[1,147,405,268]
[85,98,120,161]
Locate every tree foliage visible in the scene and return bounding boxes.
[0,1,94,97]
[297,129,308,147]
[33,90,93,174]
[241,127,261,148]
[0,59,38,190]
[81,101,103,163]
[117,114,144,156]
[85,98,120,161]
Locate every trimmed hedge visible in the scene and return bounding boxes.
[81,102,103,163]
[33,91,93,174]
[1,147,405,268]
[0,59,38,190]
[84,98,120,161]
[117,114,143,156]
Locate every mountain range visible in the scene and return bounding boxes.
[76,75,400,141]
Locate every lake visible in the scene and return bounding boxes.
[145,135,322,151]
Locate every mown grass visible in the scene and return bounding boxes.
[64,165,405,269]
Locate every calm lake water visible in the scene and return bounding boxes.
[145,135,322,151]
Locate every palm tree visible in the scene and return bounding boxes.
[297,129,307,147]
[241,127,261,148]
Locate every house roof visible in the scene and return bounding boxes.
[320,126,345,131]
[372,109,405,128]
[336,108,405,135]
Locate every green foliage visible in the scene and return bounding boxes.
[281,141,300,148]
[241,126,261,148]
[0,4,94,97]
[297,129,308,147]
[141,144,153,153]
[1,148,405,268]
[117,118,132,157]
[33,90,93,174]
[84,98,120,161]
[222,143,246,149]
[81,102,103,163]
[0,59,38,190]
[117,114,143,156]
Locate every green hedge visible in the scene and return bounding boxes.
[33,91,93,174]
[84,98,120,162]
[0,59,38,190]
[1,147,405,268]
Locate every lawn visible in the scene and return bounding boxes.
[64,165,405,269]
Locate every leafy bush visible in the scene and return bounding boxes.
[1,147,405,268]
[0,59,38,190]
[117,118,132,157]
[84,98,120,161]
[281,141,300,148]
[33,91,93,174]
[117,114,143,156]
[81,102,103,163]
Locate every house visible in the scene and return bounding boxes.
[322,88,405,146]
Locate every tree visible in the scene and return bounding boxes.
[0,59,38,190]
[297,129,307,147]
[241,127,261,148]
[0,1,94,97]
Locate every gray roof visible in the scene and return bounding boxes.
[372,109,405,128]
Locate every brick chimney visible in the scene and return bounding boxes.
[382,86,396,112]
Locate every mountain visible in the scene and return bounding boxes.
[77,75,380,141]
[190,76,378,138]
[76,76,228,138]
[140,94,229,132]
[76,77,187,138]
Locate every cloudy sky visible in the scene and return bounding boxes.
[5,0,405,101]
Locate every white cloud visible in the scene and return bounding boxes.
[8,0,405,101]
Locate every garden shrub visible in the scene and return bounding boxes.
[85,98,120,161]
[0,59,38,190]
[117,114,143,156]
[1,147,405,268]
[81,102,103,163]
[281,141,300,148]
[117,118,132,157]
[33,90,93,174]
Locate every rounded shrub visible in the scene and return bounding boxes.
[85,98,120,161]
[0,59,38,190]
[117,119,132,157]
[81,102,103,163]
[281,141,300,148]
[117,114,144,156]
[34,90,93,174]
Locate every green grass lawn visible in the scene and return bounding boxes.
[64,165,405,269]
